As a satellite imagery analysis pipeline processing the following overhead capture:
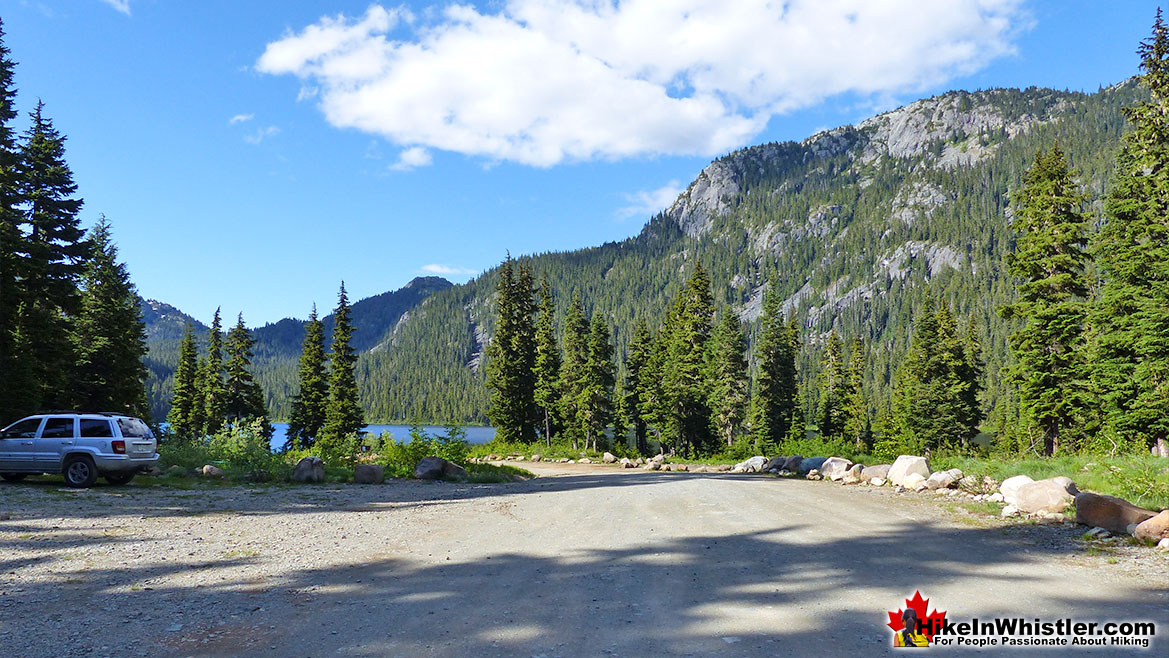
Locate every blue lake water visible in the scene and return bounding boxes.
[268,423,496,451]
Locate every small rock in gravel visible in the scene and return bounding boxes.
[1157,538,1169,550]
[1001,505,1020,517]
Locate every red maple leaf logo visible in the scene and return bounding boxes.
[887,590,947,641]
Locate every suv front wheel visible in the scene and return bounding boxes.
[62,455,98,488]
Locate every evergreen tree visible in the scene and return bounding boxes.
[558,293,590,450]
[223,313,271,435]
[785,383,808,449]
[166,322,200,440]
[579,315,615,451]
[285,304,329,450]
[199,308,226,434]
[662,264,714,456]
[707,311,748,447]
[623,321,653,454]
[532,274,561,445]
[0,18,24,423]
[485,257,538,443]
[73,217,149,417]
[1090,11,1169,458]
[322,282,363,445]
[748,284,796,452]
[815,331,848,440]
[843,336,870,451]
[14,101,86,411]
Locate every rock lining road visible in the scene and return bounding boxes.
[0,461,1165,656]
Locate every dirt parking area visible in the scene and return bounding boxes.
[1,463,1165,656]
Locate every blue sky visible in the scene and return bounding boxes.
[3,0,1163,326]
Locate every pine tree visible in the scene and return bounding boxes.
[785,383,808,449]
[579,315,615,451]
[485,258,538,443]
[166,322,200,440]
[14,102,86,411]
[285,304,329,450]
[532,274,560,445]
[73,217,149,417]
[199,309,226,434]
[623,321,653,454]
[558,293,590,450]
[843,336,870,451]
[223,313,271,435]
[0,18,24,423]
[707,311,748,447]
[749,284,796,452]
[662,264,714,456]
[322,283,363,444]
[1090,11,1169,458]
[815,331,848,440]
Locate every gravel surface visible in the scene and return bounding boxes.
[0,463,1165,657]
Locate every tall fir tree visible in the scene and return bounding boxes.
[623,321,653,454]
[285,304,329,450]
[73,217,149,418]
[748,284,796,452]
[322,283,363,444]
[815,331,848,440]
[1089,11,1169,458]
[558,292,590,450]
[14,101,86,412]
[532,275,561,445]
[0,17,24,423]
[842,336,870,451]
[485,257,539,443]
[198,308,227,434]
[662,264,714,456]
[223,313,271,436]
[578,315,615,451]
[707,311,748,447]
[166,322,200,440]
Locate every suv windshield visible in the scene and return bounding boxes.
[116,417,153,439]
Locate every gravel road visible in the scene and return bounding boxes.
[0,462,1165,657]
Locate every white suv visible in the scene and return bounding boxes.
[0,413,160,487]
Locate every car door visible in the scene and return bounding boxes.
[0,417,45,471]
[35,417,76,470]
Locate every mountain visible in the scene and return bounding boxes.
[142,276,452,421]
[144,82,1141,429]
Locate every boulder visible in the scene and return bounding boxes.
[623,460,637,469]
[819,457,854,481]
[924,469,962,490]
[602,452,617,464]
[649,454,665,463]
[1159,538,1169,551]
[579,458,592,464]
[201,464,225,478]
[673,464,689,472]
[806,469,822,480]
[413,456,467,480]
[164,465,187,477]
[354,464,384,484]
[732,456,769,473]
[859,464,890,482]
[1014,477,1078,514]
[1002,504,1020,517]
[782,456,804,472]
[902,472,927,491]
[714,464,732,472]
[845,463,864,479]
[292,457,325,483]
[888,455,930,487]
[841,476,860,485]
[644,462,660,471]
[999,475,1035,506]
[870,477,887,487]
[1134,510,1169,543]
[763,456,788,473]
[1074,492,1157,534]
[797,457,828,476]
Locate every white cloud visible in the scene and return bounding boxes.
[257,1,1025,167]
[100,0,131,15]
[389,146,433,171]
[618,180,685,220]
[229,113,254,124]
[420,263,478,276]
[244,125,281,145]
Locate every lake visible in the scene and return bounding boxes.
[268,423,496,451]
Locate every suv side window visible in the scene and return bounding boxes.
[40,417,75,438]
[79,419,114,438]
[1,418,42,438]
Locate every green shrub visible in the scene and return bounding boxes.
[374,425,471,478]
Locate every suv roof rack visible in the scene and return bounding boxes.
[41,411,121,417]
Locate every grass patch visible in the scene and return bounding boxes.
[929,454,1169,511]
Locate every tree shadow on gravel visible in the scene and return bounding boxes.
[2,509,1165,657]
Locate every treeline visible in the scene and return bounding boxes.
[165,283,366,460]
[0,19,148,425]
